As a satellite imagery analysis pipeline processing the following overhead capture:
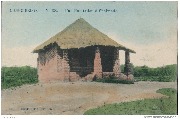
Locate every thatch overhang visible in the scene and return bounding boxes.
[33,18,136,53]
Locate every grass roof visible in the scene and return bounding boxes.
[33,18,135,53]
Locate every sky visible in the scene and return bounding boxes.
[1,1,178,68]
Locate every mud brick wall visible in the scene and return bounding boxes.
[62,50,70,81]
[113,49,121,78]
[57,49,63,73]
[93,47,102,79]
[57,49,72,81]
[38,46,71,82]
[38,47,61,82]
[69,72,80,82]
[37,46,122,82]
[102,72,114,78]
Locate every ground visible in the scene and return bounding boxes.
[1,81,177,115]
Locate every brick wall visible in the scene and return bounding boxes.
[38,47,71,82]
[69,72,80,82]
[37,46,122,82]
[62,50,70,81]
[38,47,61,82]
[113,49,121,78]
[103,72,114,78]
[93,47,102,79]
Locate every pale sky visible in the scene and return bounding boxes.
[1,1,178,68]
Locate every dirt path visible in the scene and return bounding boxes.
[1,81,177,115]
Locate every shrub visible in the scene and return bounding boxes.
[1,66,38,89]
[132,64,177,82]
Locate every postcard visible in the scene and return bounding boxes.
[1,1,178,117]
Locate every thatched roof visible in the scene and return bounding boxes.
[33,18,135,53]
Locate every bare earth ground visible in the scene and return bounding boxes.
[1,81,177,115]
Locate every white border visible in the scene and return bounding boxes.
[0,0,179,119]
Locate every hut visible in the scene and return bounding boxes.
[33,18,135,82]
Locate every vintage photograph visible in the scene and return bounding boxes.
[1,1,178,115]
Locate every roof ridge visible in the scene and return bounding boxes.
[59,18,92,35]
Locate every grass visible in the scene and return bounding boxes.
[84,88,177,115]
[134,76,176,82]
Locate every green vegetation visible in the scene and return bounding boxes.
[1,66,38,89]
[84,88,177,115]
[95,78,134,84]
[1,64,177,89]
[121,64,177,82]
